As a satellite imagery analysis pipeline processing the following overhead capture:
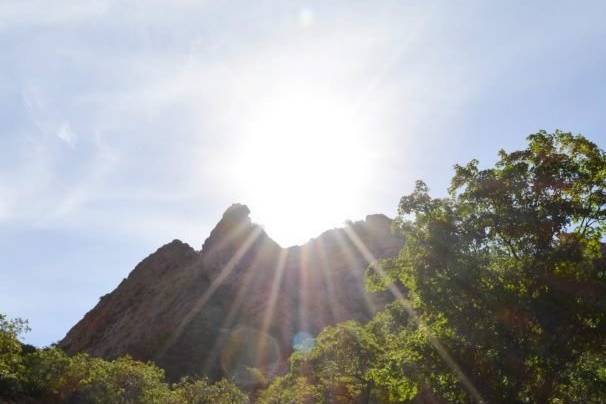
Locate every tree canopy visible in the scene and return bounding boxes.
[0,314,248,403]
[369,130,606,402]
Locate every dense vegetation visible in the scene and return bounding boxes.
[2,131,605,403]
[0,314,248,403]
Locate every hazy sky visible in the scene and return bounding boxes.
[1,1,605,346]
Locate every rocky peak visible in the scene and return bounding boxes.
[209,204,252,239]
[200,204,260,259]
[365,213,392,229]
[60,204,404,384]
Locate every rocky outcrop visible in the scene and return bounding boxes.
[59,204,403,384]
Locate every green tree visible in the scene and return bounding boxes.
[172,377,249,404]
[0,313,29,397]
[0,312,249,403]
[22,349,174,403]
[258,373,322,404]
[369,130,606,402]
[365,301,463,403]
[259,322,379,403]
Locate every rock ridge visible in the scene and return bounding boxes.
[59,204,403,384]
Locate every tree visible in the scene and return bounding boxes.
[369,130,606,402]
[259,322,379,403]
[0,311,249,403]
[0,314,29,397]
[22,349,174,403]
[172,377,250,404]
[365,301,461,403]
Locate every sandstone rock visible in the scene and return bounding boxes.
[59,205,403,384]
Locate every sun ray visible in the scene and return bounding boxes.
[201,236,279,375]
[156,226,264,359]
[331,227,380,315]
[342,225,485,403]
[314,239,340,323]
[297,244,311,336]
[256,248,289,369]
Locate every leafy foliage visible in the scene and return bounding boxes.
[172,377,250,403]
[259,321,378,404]
[0,315,248,403]
[0,314,29,396]
[369,130,606,402]
[258,302,464,403]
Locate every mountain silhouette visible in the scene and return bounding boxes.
[59,204,403,384]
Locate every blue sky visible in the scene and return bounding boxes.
[1,1,605,346]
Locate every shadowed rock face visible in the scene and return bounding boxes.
[59,204,403,384]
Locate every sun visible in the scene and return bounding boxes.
[230,87,373,246]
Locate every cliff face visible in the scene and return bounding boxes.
[59,204,403,384]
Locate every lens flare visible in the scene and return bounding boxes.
[292,331,315,353]
[220,326,281,386]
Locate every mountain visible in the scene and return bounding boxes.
[59,204,403,385]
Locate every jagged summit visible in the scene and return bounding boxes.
[221,203,251,222]
[201,203,258,256]
[59,204,403,384]
[205,204,253,245]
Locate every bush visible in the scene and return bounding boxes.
[0,313,248,403]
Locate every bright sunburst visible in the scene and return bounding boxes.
[231,87,373,246]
